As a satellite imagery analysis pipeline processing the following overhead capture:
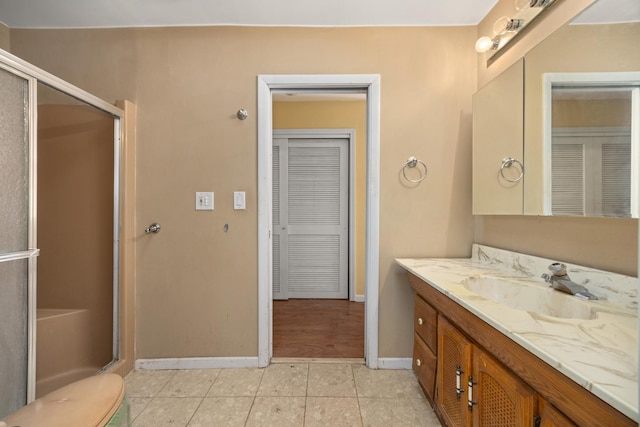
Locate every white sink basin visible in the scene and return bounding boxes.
[461,276,596,320]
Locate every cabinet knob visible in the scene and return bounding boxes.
[416,359,422,367]
[417,317,424,326]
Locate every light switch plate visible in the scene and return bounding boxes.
[195,192,214,210]
[234,191,246,210]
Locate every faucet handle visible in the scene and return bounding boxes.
[547,262,567,276]
[541,273,553,283]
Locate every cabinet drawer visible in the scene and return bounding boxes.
[414,296,437,353]
[413,333,437,402]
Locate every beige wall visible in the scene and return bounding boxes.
[475,0,638,276]
[273,100,367,297]
[553,98,631,128]
[11,26,477,359]
[0,22,9,51]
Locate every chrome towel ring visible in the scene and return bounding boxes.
[500,157,524,183]
[402,156,428,183]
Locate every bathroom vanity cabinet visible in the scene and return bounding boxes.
[437,315,537,426]
[407,273,634,427]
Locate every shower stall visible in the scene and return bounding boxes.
[35,83,118,397]
[0,49,132,418]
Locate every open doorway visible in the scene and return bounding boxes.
[257,74,381,368]
[271,121,363,357]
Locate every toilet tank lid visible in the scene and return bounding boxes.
[2,373,125,427]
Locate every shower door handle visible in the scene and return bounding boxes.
[145,223,161,234]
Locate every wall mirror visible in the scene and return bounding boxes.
[543,73,639,217]
[522,0,640,217]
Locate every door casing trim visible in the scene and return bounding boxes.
[257,74,380,368]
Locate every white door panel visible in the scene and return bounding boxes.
[273,137,348,299]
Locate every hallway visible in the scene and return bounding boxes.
[273,299,364,358]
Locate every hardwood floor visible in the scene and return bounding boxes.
[273,299,364,358]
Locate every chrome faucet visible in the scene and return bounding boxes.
[541,263,599,300]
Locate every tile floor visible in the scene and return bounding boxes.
[124,361,442,426]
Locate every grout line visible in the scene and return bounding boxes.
[128,396,151,424]
[303,363,310,426]
[201,368,222,397]
[241,396,254,427]
[351,364,365,426]
[153,369,178,398]
[244,365,268,425]
[183,396,205,427]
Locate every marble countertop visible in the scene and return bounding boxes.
[396,245,638,421]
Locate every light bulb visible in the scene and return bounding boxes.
[514,0,531,11]
[493,17,524,36]
[475,36,494,53]
[493,16,511,36]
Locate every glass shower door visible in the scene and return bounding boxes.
[0,64,37,419]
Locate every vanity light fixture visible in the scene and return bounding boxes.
[475,0,557,55]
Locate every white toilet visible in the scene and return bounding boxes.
[1,374,129,427]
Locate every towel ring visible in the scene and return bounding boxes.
[500,157,524,183]
[402,156,428,183]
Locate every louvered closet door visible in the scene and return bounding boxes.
[272,137,349,300]
[552,130,631,217]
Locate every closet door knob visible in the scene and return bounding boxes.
[417,317,424,326]
[416,359,422,367]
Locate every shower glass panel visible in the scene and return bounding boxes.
[36,83,116,397]
[0,66,31,419]
[0,67,29,253]
[0,260,28,418]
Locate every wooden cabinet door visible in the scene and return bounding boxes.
[437,316,473,427]
[538,399,576,427]
[471,347,537,426]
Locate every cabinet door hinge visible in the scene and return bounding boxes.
[533,415,541,427]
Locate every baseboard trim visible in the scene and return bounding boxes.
[354,295,365,302]
[377,358,412,369]
[135,357,260,371]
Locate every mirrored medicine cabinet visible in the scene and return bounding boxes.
[472,0,640,218]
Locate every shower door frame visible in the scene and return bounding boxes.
[0,48,125,403]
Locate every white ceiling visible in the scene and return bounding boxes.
[0,0,498,29]
[573,0,640,24]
